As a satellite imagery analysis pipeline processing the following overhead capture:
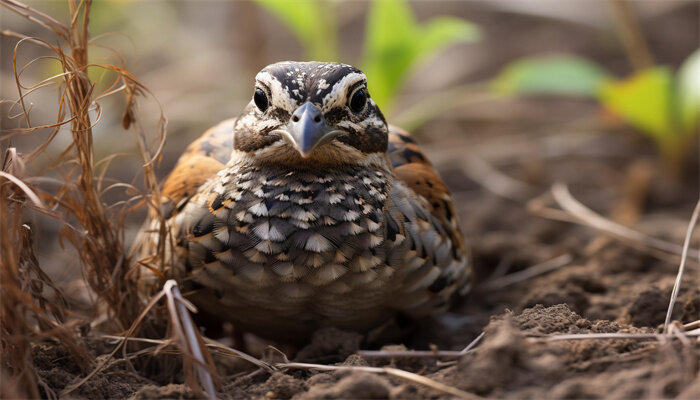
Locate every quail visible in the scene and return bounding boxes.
[143,61,471,343]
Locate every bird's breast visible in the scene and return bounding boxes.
[179,162,396,292]
[168,159,467,339]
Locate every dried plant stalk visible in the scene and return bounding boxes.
[0,149,41,399]
[58,0,138,329]
[0,149,91,397]
[3,0,168,328]
[663,198,700,333]
[2,0,168,394]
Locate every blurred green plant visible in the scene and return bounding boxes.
[678,50,700,133]
[254,0,339,62]
[492,55,611,97]
[252,0,479,113]
[363,0,479,111]
[492,50,700,168]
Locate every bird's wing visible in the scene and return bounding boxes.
[383,125,471,316]
[387,125,466,258]
[131,119,235,266]
[161,118,236,212]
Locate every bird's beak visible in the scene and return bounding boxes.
[280,102,341,157]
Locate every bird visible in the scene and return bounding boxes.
[140,61,471,343]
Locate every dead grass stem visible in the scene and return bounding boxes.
[481,253,573,290]
[529,183,700,265]
[0,148,90,397]
[2,0,168,395]
[60,280,218,398]
[663,198,700,333]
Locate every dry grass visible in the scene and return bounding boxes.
[0,148,91,398]
[1,0,171,396]
[59,280,218,398]
[528,182,700,266]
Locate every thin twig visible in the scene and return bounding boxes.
[460,156,539,203]
[436,360,458,368]
[100,334,275,372]
[163,280,217,399]
[0,0,69,39]
[607,0,654,71]
[532,183,700,261]
[538,331,700,342]
[387,367,480,399]
[357,350,464,359]
[683,320,700,331]
[276,362,483,399]
[663,198,700,333]
[459,331,485,355]
[206,340,276,372]
[0,171,45,208]
[481,253,573,290]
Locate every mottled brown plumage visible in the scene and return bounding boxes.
[140,62,470,342]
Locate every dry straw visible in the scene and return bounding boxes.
[1,0,172,396]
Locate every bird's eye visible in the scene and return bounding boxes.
[254,88,269,111]
[350,89,367,113]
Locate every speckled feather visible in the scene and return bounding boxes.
[142,62,470,342]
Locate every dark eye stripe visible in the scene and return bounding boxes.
[269,108,291,123]
[233,127,282,152]
[337,124,388,154]
[324,107,350,125]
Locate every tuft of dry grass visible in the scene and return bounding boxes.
[0,148,92,398]
[1,0,172,395]
[59,280,218,398]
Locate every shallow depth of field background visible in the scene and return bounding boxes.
[1,1,699,398]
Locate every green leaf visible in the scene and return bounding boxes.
[492,55,610,97]
[365,0,417,55]
[253,0,337,61]
[416,17,480,57]
[362,0,416,110]
[598,67,674,145]
[362,0,479,112]
[678,49,700,133]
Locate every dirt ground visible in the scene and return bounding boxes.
[5,2,699,399]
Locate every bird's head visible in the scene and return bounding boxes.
[233,61,389,167]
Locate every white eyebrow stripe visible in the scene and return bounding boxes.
[321,72,366,113]
[255,71,299,111]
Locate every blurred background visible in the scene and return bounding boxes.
[1,0,698,303]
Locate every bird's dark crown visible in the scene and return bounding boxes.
[233,61,389,166]
[263,61,363,105]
